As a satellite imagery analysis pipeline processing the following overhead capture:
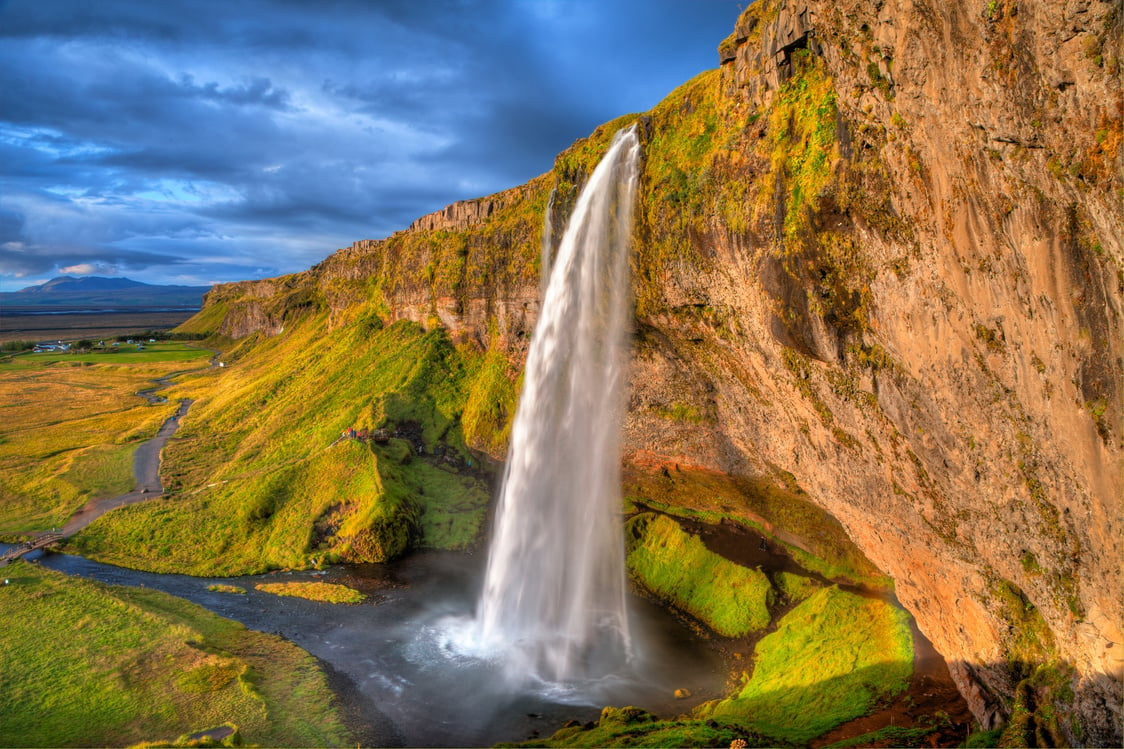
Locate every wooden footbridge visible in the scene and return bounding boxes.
[0,532,65,566]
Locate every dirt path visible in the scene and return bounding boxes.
[61,397,193,536]
[53,348,219,537]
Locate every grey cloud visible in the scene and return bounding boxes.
[0,0,742,289]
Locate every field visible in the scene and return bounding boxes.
[0,561,350,747]
[0,342,212,536]
[0,309,198,344]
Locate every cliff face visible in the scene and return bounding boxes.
[199,0,1121,742]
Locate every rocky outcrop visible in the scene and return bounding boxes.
[696,1,1121,743]
[192,0,1121,742]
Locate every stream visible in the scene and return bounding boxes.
[17,547,727,747]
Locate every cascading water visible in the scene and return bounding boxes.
[475,125,642,686]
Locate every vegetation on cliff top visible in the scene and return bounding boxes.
[0,561,349,747]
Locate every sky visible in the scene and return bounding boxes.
[0,0,745,292]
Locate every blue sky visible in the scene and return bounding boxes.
[0,0,744,291]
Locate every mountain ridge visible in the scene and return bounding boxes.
[3,276,210,308]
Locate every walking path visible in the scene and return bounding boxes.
[3,349,216,563]
[60,397,193,536]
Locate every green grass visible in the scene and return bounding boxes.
[255,581,365,604]
[72,317,497,575]
[0,561,349,747]
[822,724,937,748]
[626,513,774,637]
[500,706,783,749]
[12,342,212,367]
[206,584,246,594]
[775,570,823,602]
[623,461,889,589]
[697,586,913,743]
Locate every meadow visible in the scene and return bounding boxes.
[0,342,212,536]
[0,561,349,747]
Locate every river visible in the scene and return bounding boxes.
[12,546,726,747]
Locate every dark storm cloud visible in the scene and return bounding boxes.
[0,0,743,290]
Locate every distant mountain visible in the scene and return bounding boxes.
[2,276,211,309]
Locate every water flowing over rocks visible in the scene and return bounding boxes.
[195,0,1121,742]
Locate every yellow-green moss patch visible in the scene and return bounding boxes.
[698,585,913,743]
[255,581,365,604]
[626,513,774,637]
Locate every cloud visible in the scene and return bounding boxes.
[0,0,743,290]
[59,262,113,275]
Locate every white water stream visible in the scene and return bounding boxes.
[474,126,642,686]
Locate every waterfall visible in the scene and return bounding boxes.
[475,125,641,685]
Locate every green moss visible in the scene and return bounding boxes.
[823,724,940,748]
[848,341,895,371]
[254,581,365,604]
[774,570,823,602]
[992,579,1056,672]
[975,323,1006,352]
[1019,550,1043,576]
[623,462,889,589]
[999,663,1076,748]
[501,706,780,748]
[206,584,246,595]
[866,61,893,97]
[460,336,518,456]
[626,513,774,637]
[770,50,840,247]
[698,586,913,743]
[966,728,1004,747]
[652,401,707,423]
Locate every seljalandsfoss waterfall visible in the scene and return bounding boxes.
[475,125,641,685]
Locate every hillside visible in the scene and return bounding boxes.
[73,0,1121,744]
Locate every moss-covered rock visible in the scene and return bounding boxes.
[697,586,913,744]
[626,513,774,637]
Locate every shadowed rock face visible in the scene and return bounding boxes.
[198,0,1121,742]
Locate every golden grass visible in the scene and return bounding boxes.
[75,317,495,575]
[0,348,211,534]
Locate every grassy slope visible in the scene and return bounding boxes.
[0,343,211,535]
[73,315,503,575]
[699,585,914,744]
[0,561,349,748]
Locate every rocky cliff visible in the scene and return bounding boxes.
[198,0,1121,743]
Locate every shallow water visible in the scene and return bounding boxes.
[20,547,725,747]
